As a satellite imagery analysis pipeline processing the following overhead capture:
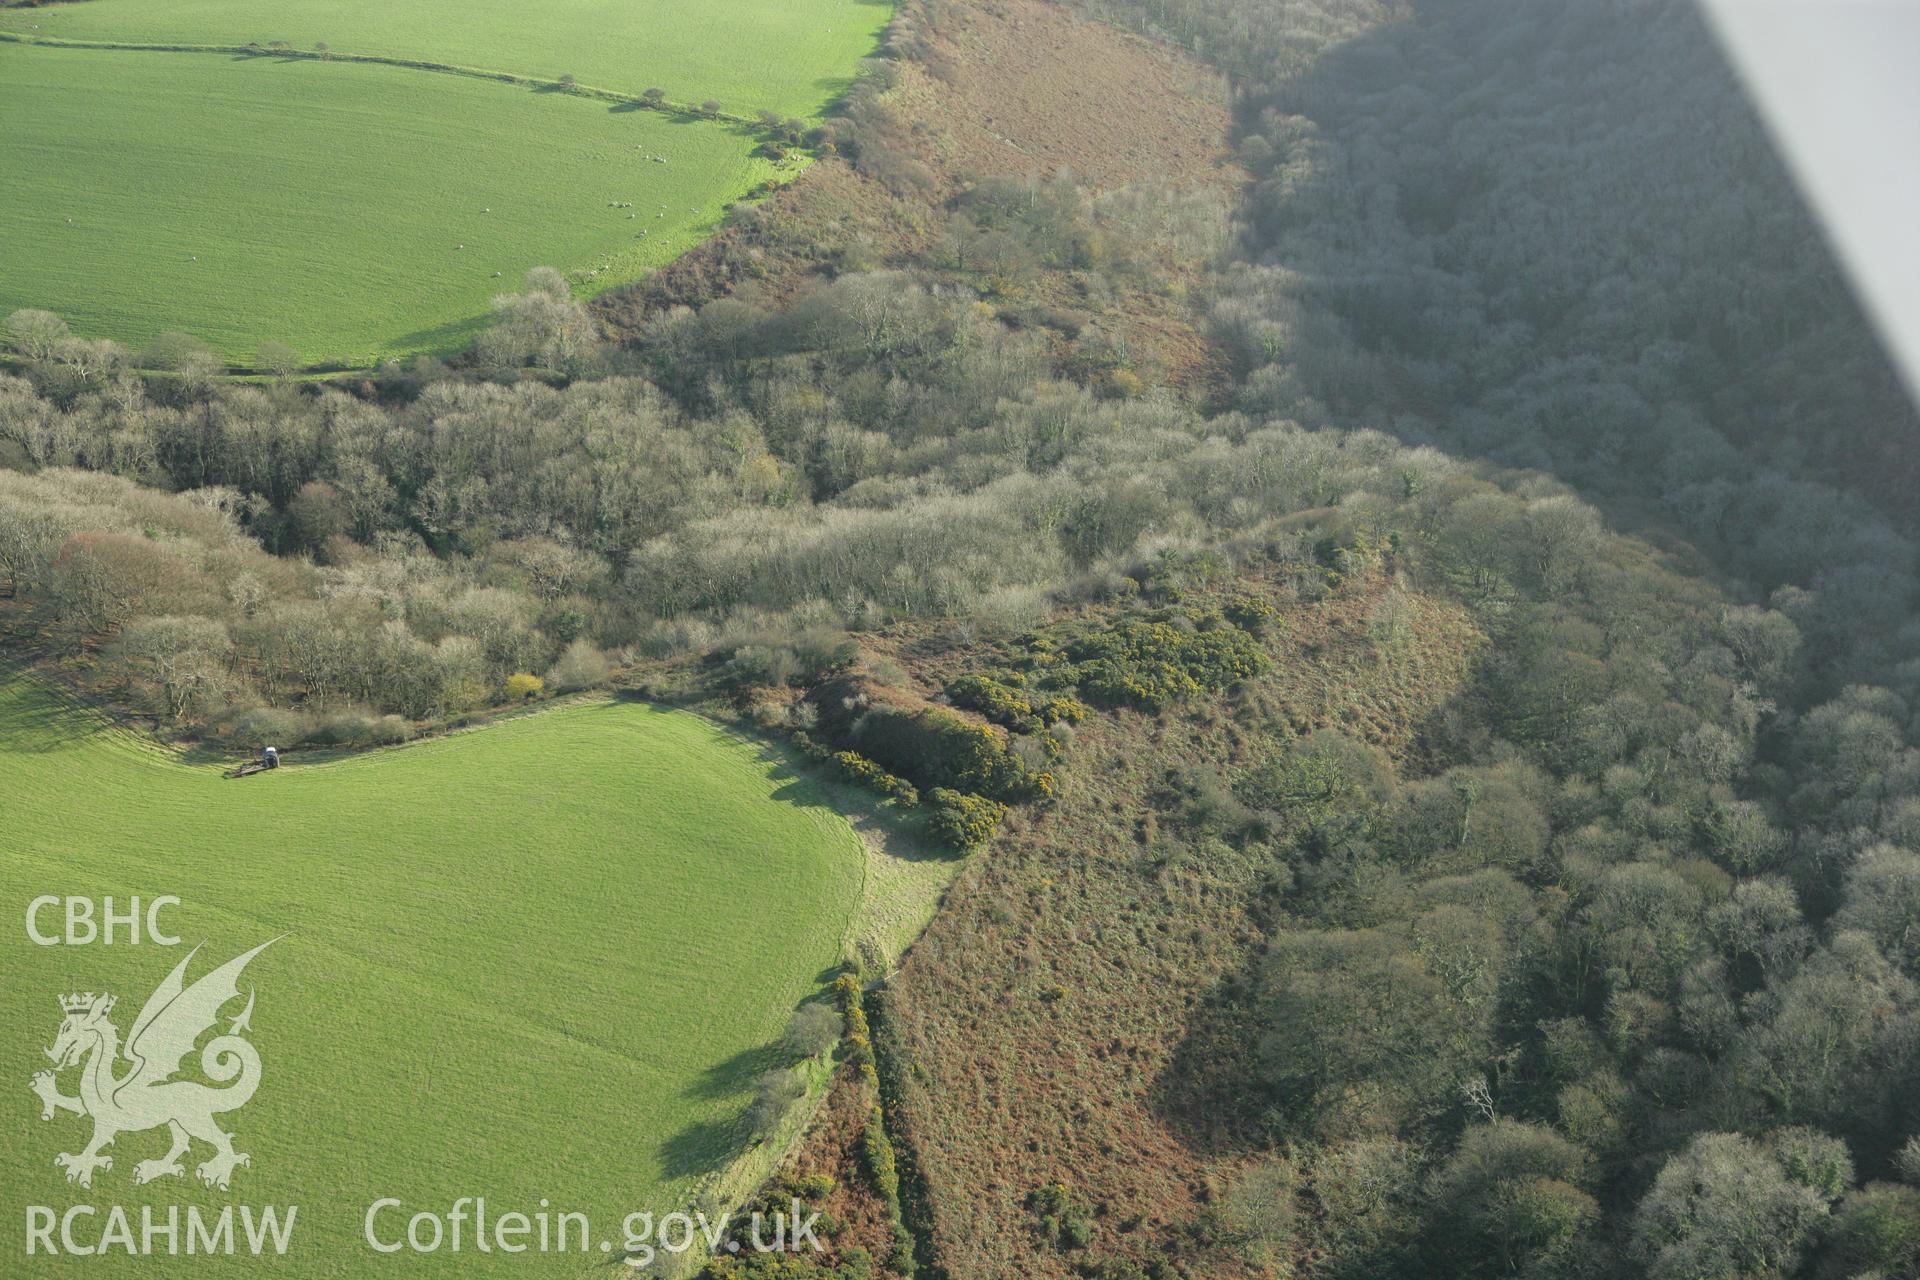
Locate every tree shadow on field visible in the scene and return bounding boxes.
[603,99,688,118]
[749,741,955,870]
[686,1040,783,1101]
[178,740,237,766]
[0,674,111,754]
[1146,939,1275,1157]
[658,1116,738,1180]
[650,114,760,144]
[381,314,489,361]
[226,50,306,65]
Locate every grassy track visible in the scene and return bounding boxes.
[0,45,780,364]
[0,674,866,1275]
[3,0,891,120]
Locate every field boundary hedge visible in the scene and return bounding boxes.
[867,987,941,1280]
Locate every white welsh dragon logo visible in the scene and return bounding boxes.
[29,939,278,1191]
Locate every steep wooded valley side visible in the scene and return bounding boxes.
[4,2,1919,1279]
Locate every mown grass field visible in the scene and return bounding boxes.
[0,674,870,1275]
[0,0,890,363]
[0,45,782,364]
[4,0,890,118]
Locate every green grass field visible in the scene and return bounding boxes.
[0,0,890,364]
[0,674,869,1275]
[4,0,890,119]
[0,45,782,364]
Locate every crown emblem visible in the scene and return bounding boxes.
[59,992,113,1015]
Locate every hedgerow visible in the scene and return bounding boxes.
[835,972,879,1091]
[832,974,914,1277]
[863,1107,901,1210]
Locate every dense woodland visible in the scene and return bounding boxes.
[4,0,1920,1277]
[1069,0,1920,1277]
